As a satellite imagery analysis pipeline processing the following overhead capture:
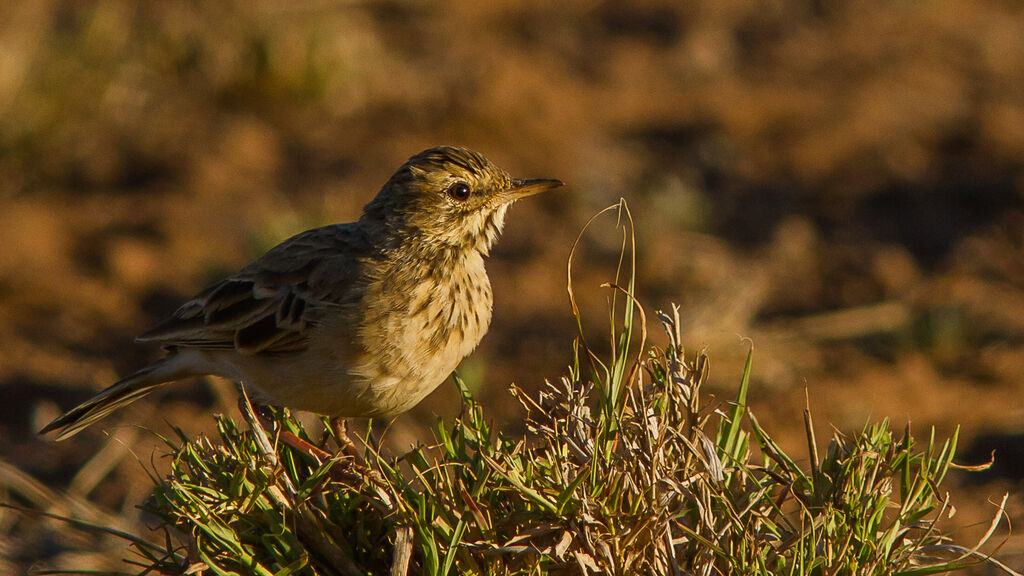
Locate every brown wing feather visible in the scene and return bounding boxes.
[136,223,374,355]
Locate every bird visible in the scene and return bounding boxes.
[41,146,562,440]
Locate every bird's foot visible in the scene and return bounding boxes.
[330,417,361,459]
[327,417,390,488]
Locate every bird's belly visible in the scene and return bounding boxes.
[230,348,375,417]
[230,326,475,418]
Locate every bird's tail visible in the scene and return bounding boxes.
[39,357,186,441]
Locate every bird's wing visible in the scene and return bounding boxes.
[136,224,375,355]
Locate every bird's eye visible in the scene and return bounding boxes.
[446,182,471,202]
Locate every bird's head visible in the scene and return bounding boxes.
[363,146,562,254]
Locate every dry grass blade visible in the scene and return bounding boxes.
[390,525,415,576]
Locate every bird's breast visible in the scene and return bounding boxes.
[350,250,492,414]
[400,251,492,367]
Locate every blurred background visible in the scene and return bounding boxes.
[2,0,1023,572]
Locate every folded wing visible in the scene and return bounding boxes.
[136,224,373,355]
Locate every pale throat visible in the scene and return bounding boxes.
[474,203,509,255]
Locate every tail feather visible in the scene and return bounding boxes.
[40,357,184,441]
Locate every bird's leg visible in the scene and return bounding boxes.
[330,417,360,459]
[281,431,335,461]
[328,417,391,489]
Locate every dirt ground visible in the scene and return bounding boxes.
[2,1,1023,572]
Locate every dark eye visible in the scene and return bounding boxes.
[446,182,471,202]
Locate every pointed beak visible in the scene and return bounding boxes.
[499,178,564,203]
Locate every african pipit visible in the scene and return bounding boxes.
[42,146,562,440]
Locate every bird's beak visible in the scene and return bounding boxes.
[500,178,564,203]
